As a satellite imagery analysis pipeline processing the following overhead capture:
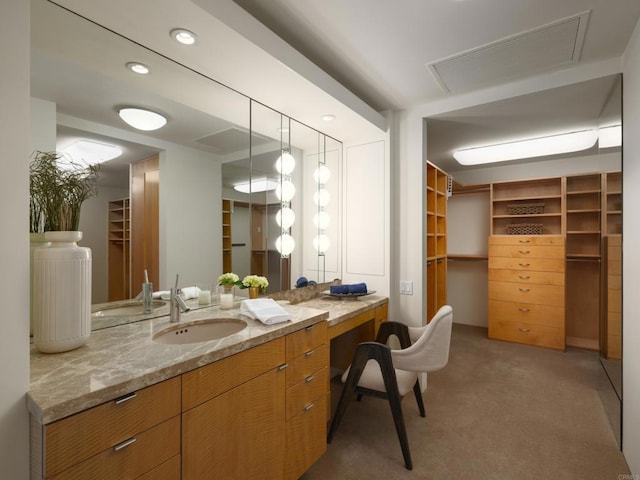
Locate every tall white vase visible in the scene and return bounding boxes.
[33,231,91,353]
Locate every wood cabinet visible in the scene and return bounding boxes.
[426,161,449,320]
[35,377,181,480]
[284,322,329,480]
[488,236,565,350]
[222,198,232,273]
[107,198,130,301]
[131,156,159,290]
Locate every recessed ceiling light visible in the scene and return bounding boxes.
[59,140,122,167]
[118,108,167,131]
[453,129,599,165]
[170,28,198,46]
[321,114,336,122]
[126,62,150,75]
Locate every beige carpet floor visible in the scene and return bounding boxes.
[302,323,630,479]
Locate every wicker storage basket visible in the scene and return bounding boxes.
[507,202,544,215]
[506,223,543,235]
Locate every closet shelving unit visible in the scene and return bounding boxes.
[107,198,130,301]
[426,161,448,321]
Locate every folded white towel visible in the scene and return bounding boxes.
[153,290,170,299]
[153,287,200,301]
[240,298,292,325]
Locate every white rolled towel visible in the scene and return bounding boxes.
[180,286,200,300]
[240,298,292,325]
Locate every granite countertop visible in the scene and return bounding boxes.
[28,293,389,425]
[28,301,328,424]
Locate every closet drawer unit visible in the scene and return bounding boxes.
[489,236,564,247]
[488,244,565,259]
[488,300,564,328]
[488,319,564,350]
[48,416,180,480]
[44,377,181,478]
[488,281,564,307]
[286,343,329,388]
[488,269,564,286]
[488,257,564,272]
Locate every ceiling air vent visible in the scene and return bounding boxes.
[427,11,590,94]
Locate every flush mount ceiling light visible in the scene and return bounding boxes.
[126,62,150,75]
[233,178,278,194]
[59,140,122,168]
[321,114,336,122]
[598,125,622,148]
[118,108,167,131]
[170,28,198,45]
[453,129,599,166]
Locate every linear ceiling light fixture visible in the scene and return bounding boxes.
[233,178,279,194]
[598,125,622,148]
[453,129,598,166]
[118,108,167,131]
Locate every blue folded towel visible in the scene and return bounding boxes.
[330,284,349,294]
[348,283,368,294]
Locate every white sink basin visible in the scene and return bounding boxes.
[92,300,167,318]
[153,318,247,345]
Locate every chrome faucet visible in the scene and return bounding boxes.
[170,288,190,322]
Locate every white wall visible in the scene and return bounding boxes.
[0,1,30,478]
[622,16,640,475]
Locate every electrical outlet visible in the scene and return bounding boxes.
[399,280,413,295]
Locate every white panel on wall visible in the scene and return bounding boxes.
[345,141,385,276]
[448,191,490,255]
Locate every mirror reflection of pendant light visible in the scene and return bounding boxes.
[275,151,296,175]
[313,211,330,230]
[313,234,330,254]
[313,188,330,207]
[313,164,331,184]
[276,180,296,202]
[275,234,295,257]
[276,207,295,230]
[118,108,167,131]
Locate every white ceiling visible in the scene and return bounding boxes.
[36,0,640,178]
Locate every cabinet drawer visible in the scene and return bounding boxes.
[489,235,564,247]
[137,455,180,480]
[489,281,564,307]
[488,269,564,286]
[488,300,564,328]
[489,244,564,259]
[286,367,328,420]
[286,321,327,359]
[45,376,181,478]
[182,337,285,411]
[49,416,180,480]
[285,393,328,480]
[489,257,564,272]
[489,319,564,350]
[286,343,329,388]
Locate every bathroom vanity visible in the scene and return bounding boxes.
[28,294,388,480]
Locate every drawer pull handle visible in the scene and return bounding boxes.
[519,240,531,244]
[519,328,531,333]
[113,437,136,452]
[518,275,530,279]
[305,375,315,383]
[518,308,530,312]
[305,325,314,331]
[304,403,315,411]
[519,263,530,267]
[114,392,137,405]
[278,363,289,370]
[304,350,314,357]
[519,288,530,292]
[518,250,530,254]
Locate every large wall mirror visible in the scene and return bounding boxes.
[30,0,341,310]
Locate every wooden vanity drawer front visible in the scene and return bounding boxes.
[489,235,564,247]
[286,321,327,359]
[488,269,564,286]
[137,455,180,480]
[489,319,564,350]
[286,343,329,388]
[489,244,565,259]
[488,300,564,328]
[286,366,328,420]
[489,281,564,307]
[285,393,328,480]
[182,337,285,411]
[49,415,180,480]
[45,376,181,478]
[489,257,564,272]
